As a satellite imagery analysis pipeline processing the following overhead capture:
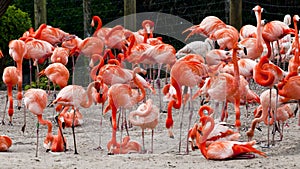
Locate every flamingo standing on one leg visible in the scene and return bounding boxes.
[23,89,53,157]
[8,39,27,109]
[129,99,159,153]
[2,66,20,125]
[49,81,100,154]
[195,115,266,160]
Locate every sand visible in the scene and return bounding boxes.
[0,87,299,169]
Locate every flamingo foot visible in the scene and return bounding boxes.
[1,120,5,125]
[8,121,13,126]
[21,124,26,133]
[93,146,103,151]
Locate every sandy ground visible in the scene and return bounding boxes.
[0,84,299,169]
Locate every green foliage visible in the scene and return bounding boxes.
[24,76,59,91]
[0,5,32,52]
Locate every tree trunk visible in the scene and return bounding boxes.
[124,0,136,31]
[34,0,47,29]
[83,0,91,38]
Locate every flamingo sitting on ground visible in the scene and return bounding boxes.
[188,105,240,151]
[129,99,159,153]
[106,136,141,154]
[196,115,266,160]
[23,89,53,157]
[0,135,12,152]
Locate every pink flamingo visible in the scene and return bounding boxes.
[183,16,227,40]
[196,115,266,160]
[0,135,12,152]
[8,39,27,109]
[240,5,264,60]
[129,99,159,153]
[103,68,146,154]
[106,136,141,154]
[188,105,240,151]
[50,47,70,65]
[2,66,20,125]
[91,15,112,42]
[50,81,100,154]
[38,62,70,98]
[209,25,239,50]
[24,89,53,157]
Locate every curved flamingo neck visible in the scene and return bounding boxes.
[92,16,102,31]
[126,35,136,56]
[37,114,53,141]
[198,105,213,117]
[90,57,104,81]
[81,81,98,108]
[254,55,275,87]
[198,116,215,159]
[232,45,240,87]
[132,69,146,103]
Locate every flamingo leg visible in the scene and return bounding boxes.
[55,115,67,152]
[2,95,8,125]
[36,121,40,157]
[271,88,279,146]
[151,129,154,153]
[21,106,26,133]
[142,128,145,153]
[186,88,194,155]
[72,107,78,154]
[178,86,188,153]
[94,103,104,150]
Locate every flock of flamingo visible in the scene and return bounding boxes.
[0,5,299,160]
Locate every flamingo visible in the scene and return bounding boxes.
[8,39,27,109]
[252,103,294,141]
[240,5,264,60]
[33,23,72,46]
[165,54,208,154]
[106,136,141,154]
[2,66,20,125]
[0,135,12,152]
[209,25,239,50]
[103,68,146,154]
[183,16,227,40]
[197,43,245,130]
[105,25,127,52]
[23,88,53,157]
[62,35,104,84]
[44,114,68,152]
[50,81,100,154]
[24,37,55,83]
[91,15,112,42]
[60,109,83,128]
[246,89,286,145]
[50,47,70,65]
[129,99,159,153]
[92,76,108,150]
[195,115,266,160]
[239,24,257,40]
[38,62,70,98]
[188,105,240,151]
